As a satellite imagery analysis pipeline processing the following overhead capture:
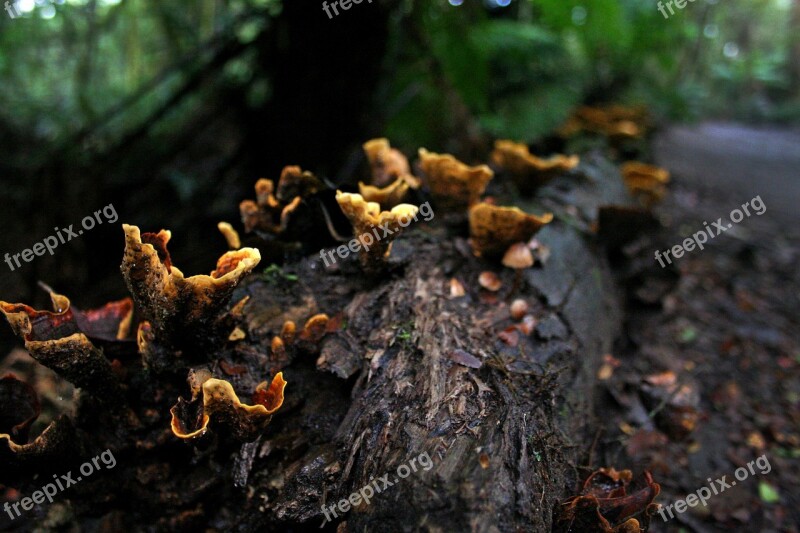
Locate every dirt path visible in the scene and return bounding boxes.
[597,121,800,532]
[654,122,800,224]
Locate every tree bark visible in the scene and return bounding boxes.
[0,154,653,533]
[242,154,633,531]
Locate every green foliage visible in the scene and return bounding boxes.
[263,264,298,284]
[0,0,275,156]
[0,0,795,164]
[381,0,797,149]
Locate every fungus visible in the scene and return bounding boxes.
[491,140,579,192]
[358,177,411,208]
[559,105,649,141]
[170,372,286,442]
[0,365,83,478]
[0,414,82,482]
[621,162,670,207]
[503,243,534,296]
[468,203,553,257]
[275,166,323,204]
[558,468,661,532]
[0,293,125,400]
[239,166,320,236]
[478,272,502,292]
[335,191,420,270]
[218,222,241,250]
[0,375,40,444]
[2,286,133,344]
[298,314,329,344]
[449,278,466,298]
[280,320,296,344]
[121,224,261,356]
[363,138,420,188]
[502,242,534,271]
[510,299,528,321]
[271,336,286,360]
[518,315,537,336]
[417,148,493,210]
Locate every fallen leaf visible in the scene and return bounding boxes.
[758,481,780,504]
[449,349,482,369]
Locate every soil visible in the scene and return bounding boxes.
[589,123,800,532]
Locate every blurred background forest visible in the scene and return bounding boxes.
[0,0,797,347]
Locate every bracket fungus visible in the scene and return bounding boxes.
[559,104,649,141]
[335,191,420,270]
[468,202,553,257]
[121,224,261,359]
[0,294,125,476]
[621,162,670,207]
[363,138,420,189]
[239,166,321,237]
[358,178,412,209]
[0,376,79,472]
[0,374,41,444]
[0,292,128,401]
[491,140,580,192]
[558,468,661,533]
[170,371,286,442]
[218,221,241,250]
[417,148,493,210]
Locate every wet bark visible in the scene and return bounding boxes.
[240,154,636,532]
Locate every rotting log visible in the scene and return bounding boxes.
[238,153,638,532]
[0,152,666,532]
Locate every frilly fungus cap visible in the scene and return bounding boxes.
[239,166,320,236]
[335,191,420,269]
[621,161,670,207]
[0,375,40,445]
[218,222,241,249]
[469,203,553,257]
[121,224,261,354]
[171,371,286,442]
[363,138,420,189]
[491,140,579,191]
[358,178,411,209]
[0,292,128,400]
[417,148,493,210]
[558,468,661,532]
[559,104,649,140]
[0,376,79,474]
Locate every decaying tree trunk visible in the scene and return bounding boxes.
[0,152,664,532]
[238,154,635,532]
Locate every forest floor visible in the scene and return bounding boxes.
[589,122,800,532]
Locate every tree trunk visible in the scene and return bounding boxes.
[243,154,633,531]
[0,154,656,532]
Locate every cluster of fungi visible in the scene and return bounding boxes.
[0,106,668,531]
